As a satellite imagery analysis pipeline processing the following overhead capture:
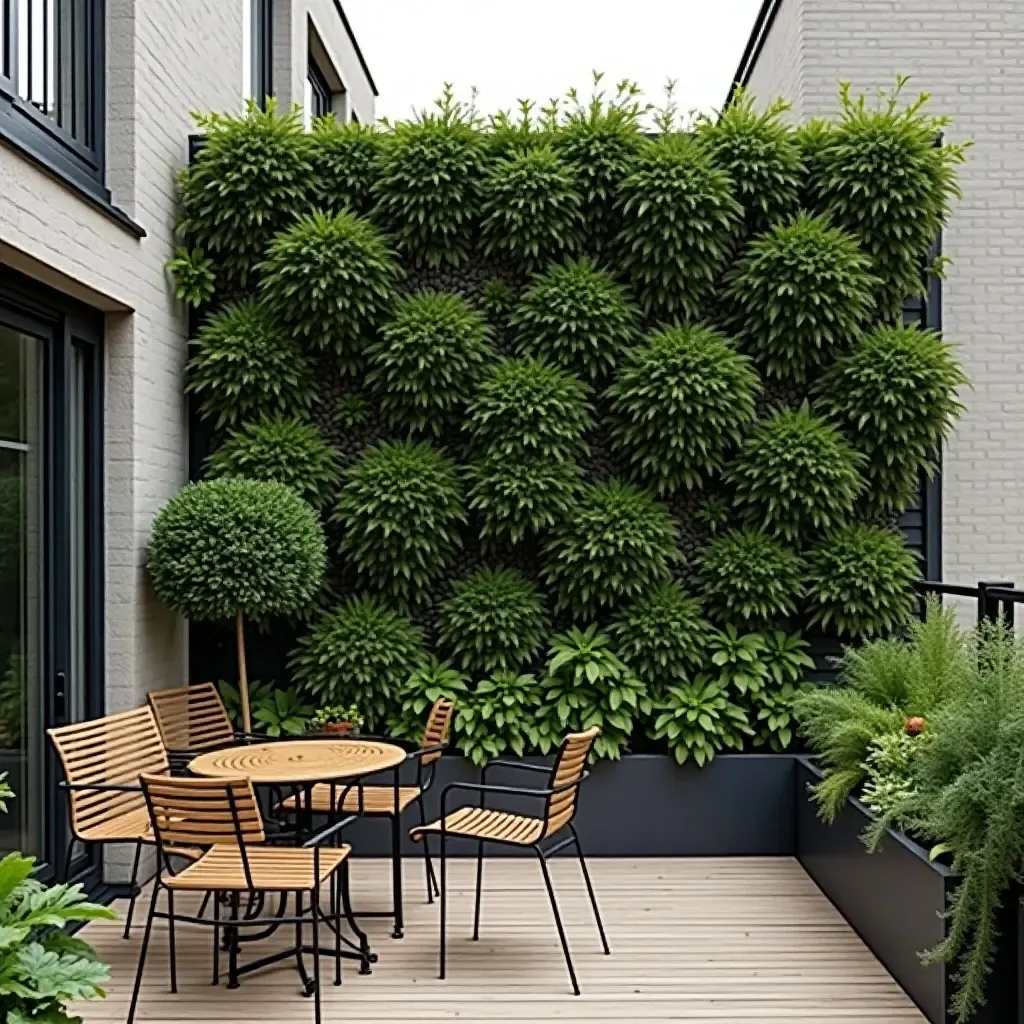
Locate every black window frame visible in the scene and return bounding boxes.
[249,0,273,108]
[307,55,332,122]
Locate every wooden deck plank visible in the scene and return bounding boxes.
[73,857,925,1023]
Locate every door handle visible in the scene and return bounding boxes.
[55,672,67,720]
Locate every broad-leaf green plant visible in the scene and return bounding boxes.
[708,626,770,696]
[388,657,471,743]
[650,677,752,766]
[455,670,543,767]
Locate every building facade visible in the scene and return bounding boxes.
[0,0,375,882]
[732,0,1024,602]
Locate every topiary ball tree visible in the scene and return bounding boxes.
[186,299,317,430]
[695,89,803,237]
[616,133,741,320]
[438,568,549,675]
[258,211,403,370]
[308,117,383,217]
[366,291,494,434]
[815,324,968,513]
[148,479,326,731]
[480,146,583,273]
[289,597,425,729]
[205,418,341,509]
[608,324,760,494]
[332,441,465,609]
[697,529,805,629]
[177,101,312,292]
[542,480,680,615]
[722,214,877,381]
[725,404,866,543]
[805,524,919,637]
[467,357,592,462]
[510,259,640,381]
[609,581,713,695]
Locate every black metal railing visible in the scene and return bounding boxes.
[915,579,1020,628]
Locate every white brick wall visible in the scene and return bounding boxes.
[742,0,1024,590]
[744,0,806,120]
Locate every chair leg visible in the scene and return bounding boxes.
[472,840,484,941]
[333,871,342,986]
[340,858,372,975]
[127,883,159,1024]
[167,889,178,993]
[570,824,610,955]
[417,794,438,902]
[212,890,221,985]
[228,893,240,990]
[535,848,580,997]
[312,885,322,1024]
[438,830,447,981]
[124,840,143,939]
[390,810,403,939]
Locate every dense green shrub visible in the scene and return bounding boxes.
[186,299,316,430]
[510,259,640,380]
[542,480,679,614]
[726,404,865,542]
[290,596,426,728]
[805,524,919,637]
[695,90,802,236]
[808,80,967,321]
[723,214,876,381]
[388,656,471,742]
[308,116,382,216]
[816,325,968,512]
[616,133,741,319]
[480,146,583,271]
[455,670,544,766]
[177,101,311,291]
[480,278,515,325]
[608,324,759,494]
[333,442,465,608]
[438,568,548,674]
[366,291,494,434]
[467,357,591,461]
[609,582,712,694]
[167,246,216,308]
[205,417,340,508]
[258,211,402,368]
[698,529,804,628]
[650,676,752,766]
[372,90,489,266]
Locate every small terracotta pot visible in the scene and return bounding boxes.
[321,721,357,736]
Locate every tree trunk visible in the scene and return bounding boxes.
[235,611,252,734]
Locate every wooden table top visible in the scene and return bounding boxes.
[188,739,406,785]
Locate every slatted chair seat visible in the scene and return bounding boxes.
[281,783,422,816]
[165,844,350,892]
[78,806,153,843]
[412,807,545,845]
[147,682,237,756]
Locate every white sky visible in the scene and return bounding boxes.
[343,0,765,124]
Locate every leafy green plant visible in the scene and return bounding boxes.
[510,259,640,381]
[258,211,402,368]
[608,324,759,494]
[480,279,515,324]
[542,480,680,614]
[860,729,928,821]
[167,246,216,307]
[308,116,382,216]
[723,214,876,381]
[725,403,865,543]
[815,324,968,513]
[252,687,315,737]
[332,394,368,430]
[310,705,365,732]
[218,678,273,729]
[467,357,592,462]
[695,496,731,537]
[177,100,312,291]
[609,582,712,694]
[366,291,494,434]
[438,568,548,675]
[373,87,489,266]
[333,441,465,609]
[616,133,741,319]
[805,524,919,637]
[698,529,804,628]
[808,79,967,321]
[708,627,770,696]
[538,625,648,760]
[650,677,752,766]
[455,670,544,767]
[480,145,583,272]
[748,681,804,752]
[695,90,802,236]
[0,771,11,810]
[148,479,326,731]
[289,596,426,729]
[761,630,816,687]
[0,653,24,748]
[388,656,471,743]
[186,299,317,430]
[205,417,341,509]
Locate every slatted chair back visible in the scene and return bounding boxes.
[48,708,170,840]
[543,726,599,838]
[419,697,455,766]
[147,683,235,754]
[141,773,265,855]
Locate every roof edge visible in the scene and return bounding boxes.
[725,0,785,107]
[331,0,379,98]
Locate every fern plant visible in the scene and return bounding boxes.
[455,670,543,767]
[388,656,471,743]
[650,677,752,766]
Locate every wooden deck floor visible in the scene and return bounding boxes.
[74,857,925,1023]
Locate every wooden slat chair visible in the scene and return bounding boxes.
[128,773,353,1024]
[280,697,456,938]
[47,706,173,939]
[410,725,610,996]
[147,683,245,767]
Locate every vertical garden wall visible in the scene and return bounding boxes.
[166,79,968,766]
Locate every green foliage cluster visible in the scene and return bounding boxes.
[389,657,470,742]
[308,116,381,216]
[651,677,751,766]
[455,670,544,766]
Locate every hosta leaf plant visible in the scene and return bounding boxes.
[388,656,471,743]
[708,626,771,696]
[455,670,543,767]
[651,677,752,766]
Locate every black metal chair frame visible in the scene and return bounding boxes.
[434,760,610,996]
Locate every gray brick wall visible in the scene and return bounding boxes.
[744,0,806,119]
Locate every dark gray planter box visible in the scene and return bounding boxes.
[340,752,797,858]
[795,756,1018,1024]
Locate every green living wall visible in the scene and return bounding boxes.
[169,78,968,765]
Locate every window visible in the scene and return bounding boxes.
[243,0,272,107]
[0,0,106,195]
[304,56,332,129]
